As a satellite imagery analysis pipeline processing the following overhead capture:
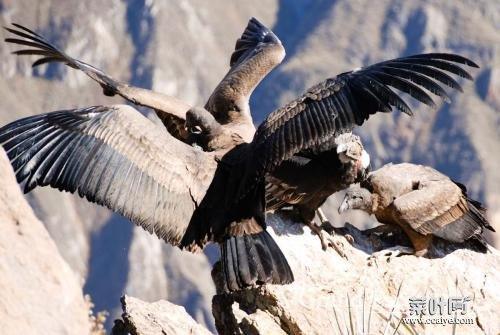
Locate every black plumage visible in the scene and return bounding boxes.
[265,133,369,250]
[244,53,478,190]
[1,19,480,291]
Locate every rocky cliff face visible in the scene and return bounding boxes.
[110,215,500,335]
[212,215,500,335]
[112,296,212,335]
[0,0,498,332]
[0,148,91,335]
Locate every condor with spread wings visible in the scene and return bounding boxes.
[2,19,477,291]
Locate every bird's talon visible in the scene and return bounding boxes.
[326,235,348,259]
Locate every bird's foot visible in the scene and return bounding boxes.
[306,222,348,259]
[369,246,415,259]
[319,220,335,235]
[306,221,329,250]
[324,233,348,259]
[316,208,335,234]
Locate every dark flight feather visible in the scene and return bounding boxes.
[4,23,192,141]
[0,105,214,246]
[230,17,281,67]
[245,52,478,186]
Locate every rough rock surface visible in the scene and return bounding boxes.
[0,148,91,335]
[112,295,211,335]
[212,214,500,335]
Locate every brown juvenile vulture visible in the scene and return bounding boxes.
[339,163,495,256]
[4,19,284,145]
[2,19,478,291]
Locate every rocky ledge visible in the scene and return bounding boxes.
[112,213,499,335]
[211,216,500,334]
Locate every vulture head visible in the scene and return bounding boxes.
[338,185,374,214]
[186,106,222,136]
[335,133,371,179]
[185,106,244,151]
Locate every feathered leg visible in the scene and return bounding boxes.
[402,227,433,257]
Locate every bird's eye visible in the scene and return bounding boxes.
[189,126,203,135]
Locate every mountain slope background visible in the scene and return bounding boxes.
[0,0,498,331]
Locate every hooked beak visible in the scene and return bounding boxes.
[338,196,350,214]
[336,143,348,154]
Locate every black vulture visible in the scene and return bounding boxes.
[1,19,478,290]
[266,133,370,250]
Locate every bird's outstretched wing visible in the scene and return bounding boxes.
[0,105,217,246]
[206,17,285,127]
[4,23,191,141]
[249,53,479,178]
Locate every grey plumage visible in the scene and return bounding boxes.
[205,17,285,143]
[185,107,244,151]
[339,163,494,255]
[0,105,215,245]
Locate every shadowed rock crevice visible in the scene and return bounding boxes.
[84,214,134,331]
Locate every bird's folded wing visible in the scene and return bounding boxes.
[206,17,285,121]
[0,104,217,246]
[265,156,313,210]
[392,180,464,234]
[248,53,478,180]
[4,23,191,141]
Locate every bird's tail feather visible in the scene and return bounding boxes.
[220,230,294,291]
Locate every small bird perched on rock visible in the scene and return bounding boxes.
[266,133,370,250]
[339,163,495,256]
